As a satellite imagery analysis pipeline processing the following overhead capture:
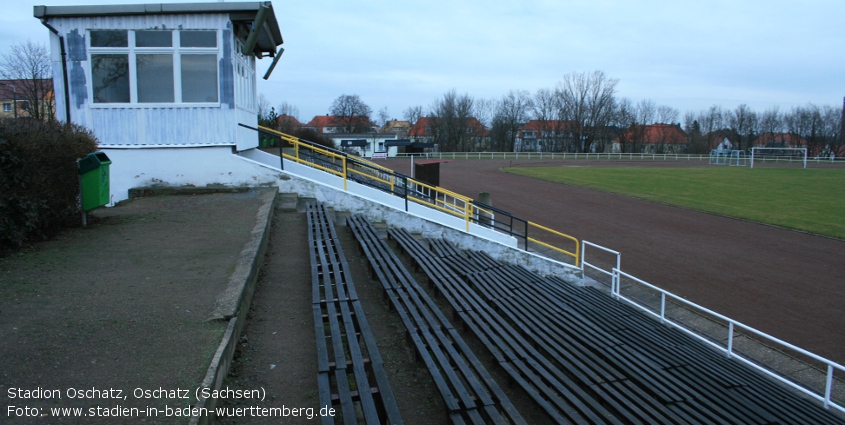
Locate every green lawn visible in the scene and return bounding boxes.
[503,166,845,239]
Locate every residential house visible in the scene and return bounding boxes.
[0,78,55,120]
[380,119,411,137]
[274,114,301,133]
[303,115,378,135]
[753,132,806,149]
[515,120,577,152]
[409,116,489,152]
[611,124,687,154]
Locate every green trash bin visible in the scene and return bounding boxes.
[78,152,111,211]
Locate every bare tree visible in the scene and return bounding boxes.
[430,89,475,151]
[758,106,782,136]
[656,104,679,124]
[729,104,756,150]
[491,89,532,152]
[276,101,300,121]
[330,94,372,133]
[0,40,54,121]
[257,93,272,122]
[376,106,391,129]
[533,88,569,152]
[556,70,619,152]
[403,105,423,126]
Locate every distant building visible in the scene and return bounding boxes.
[753,132,807,149]
[0,78,55,120]
[611,124,687,154]
[380,119,411,137]
[515,120,577,152]
[303,115,378,134]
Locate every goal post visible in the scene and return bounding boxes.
[750,147,807,169]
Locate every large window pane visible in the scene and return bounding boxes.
[180,31,216,48]
[136,30,172,47]
[181,54,218,102]
[90,30,127,47]
[137,54,174,103]
[91,54,129,103]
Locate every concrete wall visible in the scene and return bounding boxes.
[103,146,580,278]
[238,149,581,279]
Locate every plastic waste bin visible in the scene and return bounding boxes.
[78,151,111,211]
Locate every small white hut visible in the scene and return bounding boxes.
[34,2,284,203]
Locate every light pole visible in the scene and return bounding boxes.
[0,82,17,118]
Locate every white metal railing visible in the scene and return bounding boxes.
[581,240,620,289]
[612,268,845,412]
[392,151,845,164]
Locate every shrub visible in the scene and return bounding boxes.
[0,119,98,252]
[288,127,336,150]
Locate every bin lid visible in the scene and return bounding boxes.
[78,151,112,174]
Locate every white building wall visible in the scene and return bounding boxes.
[46,13,257,149]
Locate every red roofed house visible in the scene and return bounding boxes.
[274,114,301,133]
[409,117,488,152]
[753,132,806,149]
[0,78,55,120]
[303,115,377,134]
[516,120,577,152]
[612,124,687,154]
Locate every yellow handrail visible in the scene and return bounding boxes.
[256,124,581,266]
[527,221,580,267]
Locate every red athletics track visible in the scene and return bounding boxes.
[380,157,845,366]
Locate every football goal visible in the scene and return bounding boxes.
[709,150,746,166]
[750,147,807,169]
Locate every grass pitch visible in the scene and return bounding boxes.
[503,166,845,239]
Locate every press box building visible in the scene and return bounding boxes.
[34,2,284,203]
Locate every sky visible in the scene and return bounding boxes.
[3,0,843,124]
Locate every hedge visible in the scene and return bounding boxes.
[0,119,99,252]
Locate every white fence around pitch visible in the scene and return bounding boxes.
[393,151,845,164]
[608,267,844,412]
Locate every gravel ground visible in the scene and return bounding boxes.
[1,191,265,424]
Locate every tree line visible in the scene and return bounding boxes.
[265,70,843,156]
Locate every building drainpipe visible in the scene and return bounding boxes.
[39,19,71,125]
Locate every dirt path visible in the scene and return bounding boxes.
[382,158,845,365]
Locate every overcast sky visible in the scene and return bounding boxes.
[3,0,843,123]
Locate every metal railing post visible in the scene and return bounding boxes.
[824,365,834,409]
[342,157,348,191]
[403,175,409,212]
[727,322,734,359]
[277,136,284,170]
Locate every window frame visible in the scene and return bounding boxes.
[88,29,221,108]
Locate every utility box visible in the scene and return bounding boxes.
[78,152,111,211]
[413,159,449,187]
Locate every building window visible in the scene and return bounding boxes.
[89,29,219,105]
[3,103,11,112]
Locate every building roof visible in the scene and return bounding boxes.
[408,117,489,137]
[34,1,282,55]
[617,124,687,144]
[754,132,807,148]
[381,119,411,133]
[0,79,54,100]
[304,115,377,133]
[274,114,301,127]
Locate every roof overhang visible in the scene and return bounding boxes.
[340,139,368,147]
[384,139,411,147]
[34,1,283,56]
